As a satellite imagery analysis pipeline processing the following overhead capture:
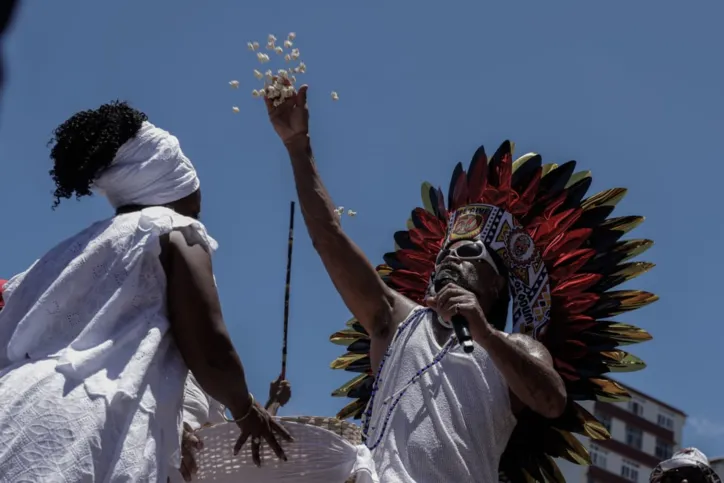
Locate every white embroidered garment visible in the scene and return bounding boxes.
[0,207,217,483]
[193,419,378,483]
[169,373,227,483]
[366,308,517,483]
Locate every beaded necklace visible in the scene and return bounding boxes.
[361,308,458,450]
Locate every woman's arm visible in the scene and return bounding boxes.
[162,231,251,418]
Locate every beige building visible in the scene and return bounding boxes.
[710,457,724,478]
[558,380,686,483]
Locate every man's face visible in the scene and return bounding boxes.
[434,239,504,305]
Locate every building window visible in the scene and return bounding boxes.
[629,399,644,417]
[590,443,608,469]
[621,460,640,482]
[625,424,643,450]
[656,438,674,460]
[657,413,674,430]
[595,411,612,433]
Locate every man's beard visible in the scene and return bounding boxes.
[434,263,477,294]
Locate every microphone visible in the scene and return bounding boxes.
[433,278,475,353]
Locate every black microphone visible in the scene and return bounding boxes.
[434,278,475,353]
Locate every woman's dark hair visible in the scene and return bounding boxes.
[48,100,147,208]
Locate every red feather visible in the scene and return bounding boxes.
[467,150,488,202]
[412,208,446,237]
[510,167,542,216]
[555,292,599,315]
[544,228,593,261]
[452,171,469,209]
[552,273,603,296]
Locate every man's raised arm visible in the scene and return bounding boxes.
[265,86,415,359]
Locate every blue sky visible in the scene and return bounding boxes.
[2,0,723,458]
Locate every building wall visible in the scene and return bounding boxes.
[710,458,724,479]
[554,385,686,483]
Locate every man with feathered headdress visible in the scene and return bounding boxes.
[266,85,656,483]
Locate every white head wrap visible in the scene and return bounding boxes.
[93,121,200,208]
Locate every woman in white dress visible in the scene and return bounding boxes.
[0,101,290,482]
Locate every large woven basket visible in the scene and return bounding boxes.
[194,416,363,483]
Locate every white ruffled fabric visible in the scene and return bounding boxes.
[93,121,200,209]
[0,207,217,483]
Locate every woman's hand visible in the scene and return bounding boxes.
[268,375,292,407]
[232,398,293,467]
[180,422,203,482]
[266,84,310,151]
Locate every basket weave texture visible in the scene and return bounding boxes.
[194,416,363,483]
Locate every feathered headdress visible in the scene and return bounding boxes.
[329,141,657,482]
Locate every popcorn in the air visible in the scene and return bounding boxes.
[334,207,344,217]
[232,106,240,113]
[229,80,240,88]
[347,210,357,217]
[238,31,337,108]
[247,42,255,51]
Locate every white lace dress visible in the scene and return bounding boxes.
[0,207,217,483]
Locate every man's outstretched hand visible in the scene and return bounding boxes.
[268,375,292,407]
[266,84,310,151]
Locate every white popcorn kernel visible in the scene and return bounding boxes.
[278,69,289,79]
[347,210,357,217]
[229,80,240,88]
[331,91,339,101]
[268,34,277,43]
[284,54,291,62]
[298,62,306,73]
[266,42,274,50]
[265,69,273,79]
[252,41,260,50]
[288,32,296,40]
[291,48,300,60]
[232,106,240,113]
[247,42,255,51]
[284,40,293,48]
[290,75,297,83]
[253,70,263,79]
[252,89,261,98]
[274,46,283,55]
[338,206,344,211]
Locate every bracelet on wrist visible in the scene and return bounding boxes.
[222,393,255,423]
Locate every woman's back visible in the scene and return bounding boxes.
[0,207,215,482]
